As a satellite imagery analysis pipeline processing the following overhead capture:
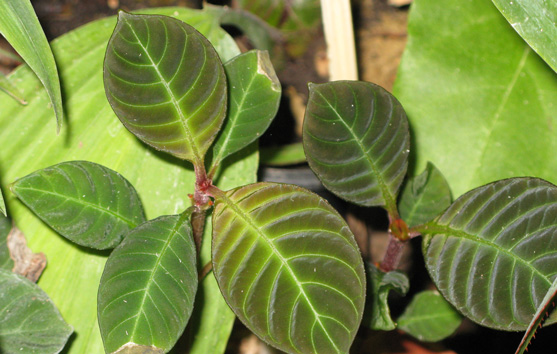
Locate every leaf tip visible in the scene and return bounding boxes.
[256,50,280,92]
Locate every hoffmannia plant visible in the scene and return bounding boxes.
[7,10,557,354]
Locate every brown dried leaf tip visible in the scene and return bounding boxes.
[8,226,46,282]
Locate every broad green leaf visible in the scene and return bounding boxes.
[98,211,197,354]
[0,215,13,270]
[397,290,462,342]
[363,263,409,331]
[260,142,307,166]
[0,0,63,131]
[12,161,146,250]
[492,0,557,73]
[0,269,73,353]
[209,50,281,173]
[515,277,557,354]
[0,8,242,353]
[394,0,557,198]
[420,178,557,330]
[212,182,366,354]
[399,162,452,228]
[104,12,227,165]
[303,81,410,215]
[0,73,27,105]
[236,0,321,30]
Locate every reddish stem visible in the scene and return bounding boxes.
[380,234,405,272]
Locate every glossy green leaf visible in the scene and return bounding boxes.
[0,269,73,353]
[0,7,243,353]
[515,277,557,354]
[260,142,307,166]
[209,50,281,173]
[0,73,27,105]
[12,161,146,250]
[104,12,227,165]
[303,81,410,215]
[394,0,557,198]
[363,263,409,331]
[0,0,63,131]
[420,177,557,330]
[98,211,197,353]
[492,0,557,73]
[0,215,13,270]
[399,162,452,228]
[212,182,366,354]
[397,290,462,342]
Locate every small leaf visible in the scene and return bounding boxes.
[420,177,557,330]
[515,277,557,354]
[12,161,145,249]
[397,290,462,342]
[492,0,557,73]
[212,182,366,354]
[104,12,227,165]
[399,162,452,228]
[210,50,281,172]
[7,226,46,282]
[0,0,63,131]
[0,269,73,354]
[0,215,13,270]
[303,81,410,215]
[260,142,307,166]
[363,262,409,331]
[98,212,197,354]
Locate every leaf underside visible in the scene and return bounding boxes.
[0,269,73,354]
[212,182,366,354]
[303,81,409,211]
[12,161,145,249]
[104,12,227,163]
[98,213,197,353]
[421,177,557,330]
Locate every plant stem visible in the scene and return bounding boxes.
[191,208,207,255]
[380,234,405,272]
[191,163,212,255]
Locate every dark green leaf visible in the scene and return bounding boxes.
[492,0,557,73]
[104,12,227,165]
[212,182,366,354]
[260,142,307,166]
[394,0,557,198]
[363,263,409,331]
[0,269,73,353]
[98,211,197,354]
[399,162,452,228]
[0,0,63,131]
[12,161,145,250]
[420,177,557,330]
[303,81,410,215]
[0,215,13,270]
[0,73,27,105]
[209,50,281,172]
[397,290,462,342]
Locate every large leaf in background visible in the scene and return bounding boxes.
[212,183,366,354]
[0,73,27,105]
[397,290,462,342]
[105,12,227,165]
[0,215,12,270]
[0,0,63,131]
[394,0,557,198]
[492,0,557,73]
[12,161,145,249]
[399,162,452,228]
[303,81,410,215]
[419,178,557,330]
[98,212,197,353]
[209,50,281,175]
[0,7,244,354]
[0,269,73,353]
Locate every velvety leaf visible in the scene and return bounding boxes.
[98,211,197,354]
[303,81,410,215]
[364,262,409,331]
[394,0,557,198]
[0,7,243,354]
[0,0,63,130]
[419,178,557,330]
[0,73,27,105]
[12,161,145,250]
[0,215,13,270]
[212,182,366,354]
[399,162,452,228]
[397,290,462,342]
[492,0,557,73]
[104,12,227,165]
[0,269,73,353]
[209,50,281,173]
[515,277,557,354]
